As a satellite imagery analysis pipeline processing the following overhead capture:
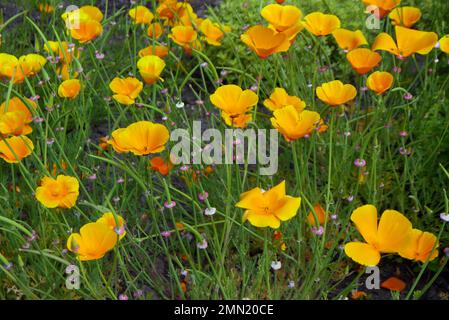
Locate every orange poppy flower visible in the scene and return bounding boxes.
[307,203,327,226]
[332,28,368,51]
[303,12,341,36]
[0,111,32,137]
[38,3,54,13]
[35,175,79,209]
[0,97,36,124]
[221,112,252,128]
[96,212,126,240]
[69,19,103,43]
[398,229,439,263]
[0,135,34,163]
[200,18,231,46]
[137,55,166,85]
[261,4,304,41]
[271,106,321,142]
[316,80,357,106]
[372,26,438,58]
[139,45,169,59]
[362,0,400,18]
[150,156,173,175]
[210,84,259,117]
[109,77,143,105]
[439,35,449,54]
[240,25,291,59]
[388,6,421,28]
[381,277,406,292]
[346,48,382,75]
[0,53,46,84]
[147,22,164,39]
[129,6,154,25]
[44,41,79,65]
[58,79,81,99]
[367,71,394,95]
[264,88,306,112]
[169,25,199,54]
[344,204,412,266]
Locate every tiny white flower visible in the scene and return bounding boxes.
[271,260,282,271]
[176,101,185,109]
[440,213,449,222]
[204,207,216,216]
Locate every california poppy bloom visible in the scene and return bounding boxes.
[44,41,79,65]
[138,45,169,59]
[221,112,252,128]
[150,156,173,175]
[264,88,306,112]
[367,71,394,95]
[109,77,143,105]
[0,135,34,163]
[35,175,79,209]
[344,204,412,266]
[372,26,438,58]
[332,28,368,51]
[236,180,301,229]
[210,84,259,117]
[271,105,321,141]
[261,4,304,41]
[0,53,46,84]
[316,80,357,106]
[58,79,81,99]
[381,277,406,292]
[129,6,154,25]
[303,12,341,36]
[67,222,117,261]
[97,212,126,240]
[307,203,327,226]
[0,97,36,124]
[108,121,170,156]
[62,5,103,23]
[388,6,421,28]
[168,25,199,54]
[240,25,291,59]
[0,111,32,136]
[137,55,166,85]
[346,48,382,75]
[69,19,103,43]
[147,22,164,39]
[398,229,439,263]
[362,0,400,18]
[199,18,231,46]
[439,35,449,54]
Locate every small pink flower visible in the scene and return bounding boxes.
[164,201,176,209]
[197,239,208,249]
[161,231,171,238]
[403,92,413,100]
[354,158,366,168]
[118,294,129,300]
[399,131,408,137]
[198,192,209,201]
[311,226,324,236]
[95,51,105,60]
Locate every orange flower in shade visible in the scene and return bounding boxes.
[332,29,368,51]
[35,175,79,209]
[240,25,291,59]
[367,71,394,95]
[221,112,253,128]
[439,35,449,54]
[150,156,173,176]
[108,121,170,156]
[109,77,143,105]
[44,41,78,64]
[199,19,231,46]
[372,26,438,58]
[362,0,400,18]
[67,222,117,261]
[0,53,46,84]
[139,45,169,59]
[156,0,183,22]
[69,19,103,43]
[381,277,406,292]
[264,88,306,112]
[261,4,304,41]
[303,12,341,36]
[307,203,327,226]
[168,25,199,54]
[236,180,301,229]
[0,97,36,124]
[58,79,81,99]
[346,48,382,75]
[344,204,412,266]
[137,55,166,85]
[96,212,126,240]
[147,22,164,39]
[210,84,259,117]
[398,229,439,263]
[0,112,32,136]
[0,135,34,163]
[389,6,421,28]
[129,6,154,24]
[271,106,321,142]
[38,3,54,13]
[316,80,357,106]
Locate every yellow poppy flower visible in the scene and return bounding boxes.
[316,80,357,106]
[0,97,37,123]
[366,71,394,95]
[138,45,169,59]
[372,26,438,58]
[199,18,230,46]
[264,88,306,112]
[97,212,126,240]
[270,105,321,142]
[346,48,382,75]
[303,12,341,36]
[241,25,291,59]
[0,53,46,84]
[439,35,449,54]
[389,6,421,28]
[261,4,304,41]
[137,55,166,85]
[62,5,103,24]
[344,204,412,266]
[69,19,103,43]
[0,135,34,163]
[35,175,80,209]
[398,229,439,263]
[67,222,117,261]
[129,6,154,25]
[147,22,164,39]
[210,84,259,117]
[236,180,301,229]
[332,28,368,51]
[44,41,79,65]
[58,79,81,99]
[108,121,170,156]
[0,111,32,136]
[362,0,400,18]
[109,77,143,105]
[221,112,252,128]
